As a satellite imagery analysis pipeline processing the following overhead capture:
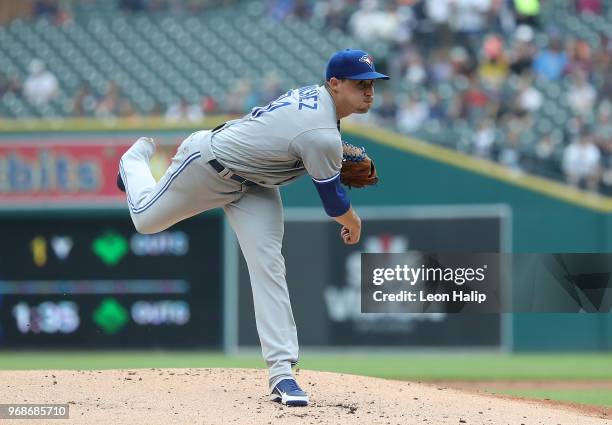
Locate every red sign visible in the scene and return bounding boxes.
[0,138,172,206]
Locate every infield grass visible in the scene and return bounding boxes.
[492,389,612,408]
[0,351,610,380]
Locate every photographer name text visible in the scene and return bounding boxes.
[370,265,489,304]
[372,290,487,304]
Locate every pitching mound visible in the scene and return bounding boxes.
[1,368,610,424]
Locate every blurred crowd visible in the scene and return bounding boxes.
[0,0,237,24]
[1,0,612,194]
[1,60,283,120]
[268,0,612,193]
[117,0,238,14]
[0,1,65,26]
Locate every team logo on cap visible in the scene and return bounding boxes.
[359,54,374,69]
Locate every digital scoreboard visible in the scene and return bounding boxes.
[0,211,222,348]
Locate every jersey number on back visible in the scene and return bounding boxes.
[251,91,292,118]
[250,86,319,118]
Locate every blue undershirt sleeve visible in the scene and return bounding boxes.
[312,174,350,217]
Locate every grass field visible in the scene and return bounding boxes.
[493,389,612,407]
[1,351,611,379]
[1,351,611,407]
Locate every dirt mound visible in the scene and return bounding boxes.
[1,368,610,424]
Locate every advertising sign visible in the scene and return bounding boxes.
[0,138,173,205]
[236,206,509,348]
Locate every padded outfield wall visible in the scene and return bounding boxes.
[339,123,612,352]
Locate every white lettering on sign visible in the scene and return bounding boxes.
[130,231,189,256]
[12,301,80,334]
[131,300,190,325]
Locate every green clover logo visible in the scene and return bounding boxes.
[93,298,129,335]
[92,231,128,266]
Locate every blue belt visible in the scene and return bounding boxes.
[208,158,257,186]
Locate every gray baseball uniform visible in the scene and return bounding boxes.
[119,84,343,391]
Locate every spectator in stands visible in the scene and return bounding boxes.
[148,0,168,13]
[401,50,427,85]
[34,0,72,26]
[166,0,189,15]
[566,114,588,143]
[348,0,401,42]
[397,94,429,133]
[261,72,283,103]
[33,0,59,20]
[119,0,145,13]
[425,0,452,46]
[576,0,602,15]
[449,45,474,77]
[595,101,612,142]
[514,74,542,113]
[270,0,313,21]
[201,95,218,114]
[562,129,601,191]
[508,25,537,75]
[498,127,522,170]
[596,103,612,190]
[532,35,568,81]
[567,70,596,118]
[528,133,561,178]
[565,38,593,77]
[460,74,489,122]
[428,48,454,84]
[149,102,163,117]
[472,118,496,158]
[186,0,207,15]
[478,33,509,91]
[0,72,21,98]
[95,81,120,117]
[293,0,313,20]
[593,34,611,84]
[71,85,97,117]
[225,79,253,114]
[0,2,31,24]
[374,91,398,127]
[534,134,558,163]
[317,0,352,32]
[513,0,540,28]
[269,0,297,22]
[244,83,263,113]
[165,99,203,123]
[427,91,449,124]
[488,0,518,35]
[451,0,493,51]
[393,2,418,44]
[23,59,58,106]
[118,98,140,121]
[596,52,612,103]
[594,101,612,167]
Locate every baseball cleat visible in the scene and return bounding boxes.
[116,172,126,192]
[270,378,309,406]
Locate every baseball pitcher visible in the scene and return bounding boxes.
[117,49,388,406]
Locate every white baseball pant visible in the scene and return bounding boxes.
[119,131,298,390]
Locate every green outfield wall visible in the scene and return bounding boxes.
[340,124,612,352]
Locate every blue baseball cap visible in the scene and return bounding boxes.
[326,49,390,81]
